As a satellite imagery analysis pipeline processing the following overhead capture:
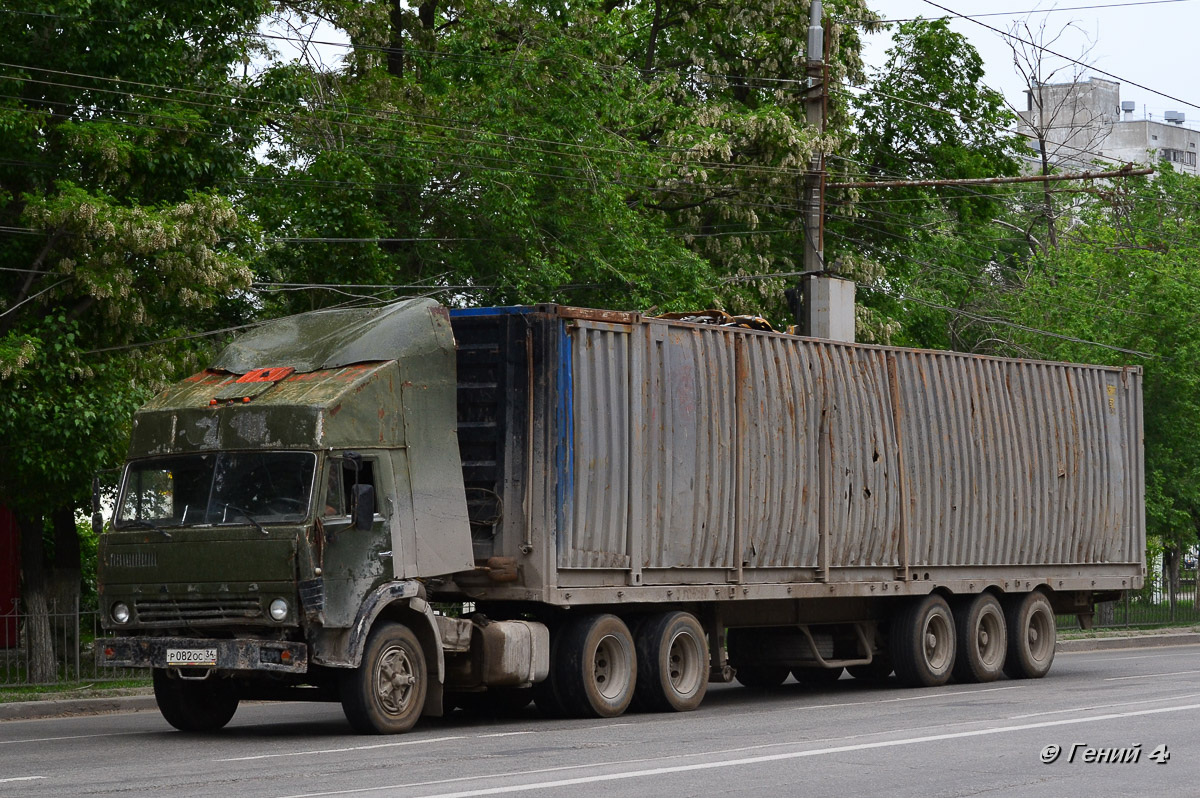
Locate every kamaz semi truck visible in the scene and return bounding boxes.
[97,299,1145,733]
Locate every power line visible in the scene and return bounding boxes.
[858,0,1194,24]
[919,0,1200,110]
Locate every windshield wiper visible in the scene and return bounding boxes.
[123,518,171,539]
[223,505,268,535]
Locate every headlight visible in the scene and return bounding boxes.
[269,598,289,621]
[111,602,130,624]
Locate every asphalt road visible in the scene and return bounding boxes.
[3,645,1199,798]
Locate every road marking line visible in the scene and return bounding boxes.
[217,735,466,762]
[1009,691,1200,719]
[1078,653,1184,663]
[0,776,47,784]
[0,731,156,746]
[1104,669,1200,681]
[478,732,535,738]
[759,684,1021,714]
[272,701,1200,798]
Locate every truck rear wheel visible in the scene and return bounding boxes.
[891,594,956,687]
[952,593,1007,683]
[341,621,427,734]
[152,669,239,732]
[555,614,636,718]
[1003,591,1056,679]
[633,611,708,712]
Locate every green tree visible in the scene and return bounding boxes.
[838,18,1027,348]
[249,0,878,322]
[0,0,265,679]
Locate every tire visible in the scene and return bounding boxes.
[1003,591,1056,679]
[952,593,1008,683]
[633,611,709,712]
[533,624,569,718]
[890,594,956,688]
[532,675,568,718]
[341,621,427,734]
[791,665,844,684]
[733,664,790,689]
[554,614,637,718]
[152,669,239,732]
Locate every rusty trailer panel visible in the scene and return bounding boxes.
[450,306,1145,603]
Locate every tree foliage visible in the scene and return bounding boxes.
[995,168,1200,563]
[838,18,1027,349]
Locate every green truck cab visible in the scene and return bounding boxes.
[99,299,501,733]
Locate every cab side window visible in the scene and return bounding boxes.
[323,462,345,518]
[323,457,376,519]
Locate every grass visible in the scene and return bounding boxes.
[0,677,151,704]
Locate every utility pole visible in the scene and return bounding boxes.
[802,0,825,278]
[789,0,855,342]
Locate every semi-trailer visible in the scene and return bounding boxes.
[98,299,1145,733]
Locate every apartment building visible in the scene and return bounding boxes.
[1017,77,1199,175]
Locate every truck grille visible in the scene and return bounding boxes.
[134,598,263,624]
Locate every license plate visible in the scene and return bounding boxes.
[166,648,217,666]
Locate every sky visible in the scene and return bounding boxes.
[859,0,1200,127]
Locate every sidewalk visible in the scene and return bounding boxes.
[2,629,1198,722]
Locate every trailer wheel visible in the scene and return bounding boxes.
[1003,591,1056,679]
[340,621,427,734]
[890,594,956,687]
[152,669,239,732]
[952,594,1007,683]
[633,611,708,712]
[555,614,636,718]
[792,666,844,684]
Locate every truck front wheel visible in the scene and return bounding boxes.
[341,621,427,734]
[555,614,636,718]
[152,669,239,732]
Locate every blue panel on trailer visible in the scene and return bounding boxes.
[555,320,574,553]
[448,306,539,318]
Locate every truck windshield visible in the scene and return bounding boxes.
[115,452,316,528]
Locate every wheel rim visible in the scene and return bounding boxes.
[376,643,418,715]
[978,607,1005,668]
[666,629,704,697]
[923,611,952,672]
[593,633,632,700]
[1027,606,1054,663]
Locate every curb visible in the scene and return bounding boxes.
[0,692,157,722]
[1056,632,1200,653]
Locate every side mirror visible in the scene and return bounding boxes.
[351,484,375,531]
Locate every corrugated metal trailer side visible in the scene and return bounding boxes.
[450,306,1145,607]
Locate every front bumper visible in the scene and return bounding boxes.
[98,636,309,674]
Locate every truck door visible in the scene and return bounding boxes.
[320,452,394,627]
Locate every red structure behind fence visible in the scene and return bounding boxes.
[0,507,19,648]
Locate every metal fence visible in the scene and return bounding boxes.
[1058,570,1200,630]
[0,598,141,687]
